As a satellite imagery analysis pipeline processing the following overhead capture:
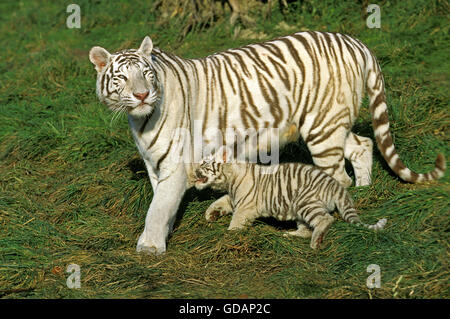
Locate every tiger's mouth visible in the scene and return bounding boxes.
[126,101,156,118]
[132,100,151,109]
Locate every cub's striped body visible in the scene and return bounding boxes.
[194,157,387,249]
[89,31,445,254]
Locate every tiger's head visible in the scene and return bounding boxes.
[89,36,160,118]
[194,157,228,191]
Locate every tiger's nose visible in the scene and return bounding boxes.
[133,91,149,101]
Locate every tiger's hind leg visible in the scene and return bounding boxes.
[344,132,373,186]
[307,127,353,188]
[309,214,334,250]
[297,201,335,249]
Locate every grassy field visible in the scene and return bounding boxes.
[0,0,449,299]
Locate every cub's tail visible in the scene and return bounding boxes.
[335,190,387,231]
[366,58,446,183]
[340,206,387,231]
[356,217,387,231]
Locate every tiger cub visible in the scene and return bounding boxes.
[194,155,387,249]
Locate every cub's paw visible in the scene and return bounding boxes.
[310,233,325,250]
[204,195,233,222]
[205,208,227,222]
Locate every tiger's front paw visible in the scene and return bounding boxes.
[205,207,228,222]
[205,209,221,221]
[136,232,166,256]
[205,198,232,222]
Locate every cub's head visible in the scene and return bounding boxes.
[89,36,159,117]
[194,156,226,191]
[194,149,236,191]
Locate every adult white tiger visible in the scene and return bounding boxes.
[89,31,445,255]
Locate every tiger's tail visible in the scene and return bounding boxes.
[366,58,445,183]
[346,212,387,231]
[336,196,387,231]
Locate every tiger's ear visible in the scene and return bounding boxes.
[138,36,153,56]
[89,46,111,73]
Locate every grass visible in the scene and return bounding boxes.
[0,0,449,298]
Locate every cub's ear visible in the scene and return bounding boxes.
[89,46,111,73]
[138,36,153,56]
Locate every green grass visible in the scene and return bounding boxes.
[0,0,448,298]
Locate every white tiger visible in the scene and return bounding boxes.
[193,151,387,249]
[89,32,445,255]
